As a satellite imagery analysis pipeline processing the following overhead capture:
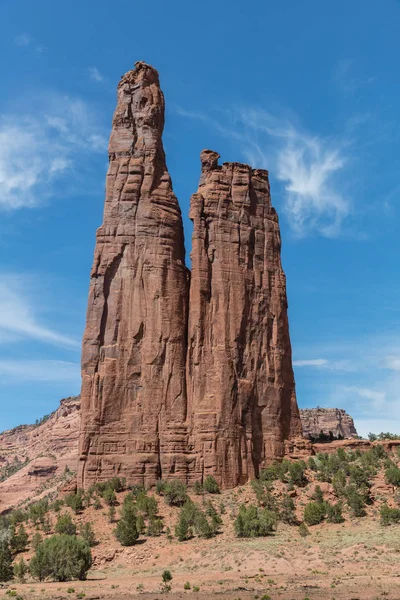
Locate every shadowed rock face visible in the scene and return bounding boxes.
[187,151,303,487]
[78,62,190,489]
[78,62,302,489]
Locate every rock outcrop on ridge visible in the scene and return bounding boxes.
[78,62,190,489]
[78,61,302,489]
[187,151,303,486]
[0,397,79,513]
[300,408,358,440]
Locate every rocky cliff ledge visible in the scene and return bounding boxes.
[300,408,358,440]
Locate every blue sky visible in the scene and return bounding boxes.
[0,0,400,437]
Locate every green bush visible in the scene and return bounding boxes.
[155,480,165,495]
[279,494,296,524]
[0,539,13,582]
[326,502,344,524]
[193,481,203,495]
[385,464,400,487]
[10,524,29,553]
[147,517,164,537]
[14,557,28,582]
[203,476,220,494]
[136,492,158,517]
[332,470,347,497]
[303,502,326,526]
[164,480,188,506]
[79,523,96,547]
[298,522,310,537]
[345,486,366,517]
[55,513,76,536]
[29,534,92,582]
[234,505,277,538]
[312,486,324,504]
[114,502,139,546]
[288,461,307,487]
[32,532,43,551]
[380,504,400,526]
[65,490,84,514]
[102,488,117,506]
[161,569,172,592]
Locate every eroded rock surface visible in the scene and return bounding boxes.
[300,408,358,440]
[0,397,79,513]
[78,62,303,490]
[186,151,303,487]
[78,62,190,489]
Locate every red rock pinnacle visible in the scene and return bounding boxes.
[78,64,302,490]
[78,62,190,488]
[186,151,303,487]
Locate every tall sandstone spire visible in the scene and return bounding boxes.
[78,62,190,488]
[78,62,303,490]
[186,151,303,487]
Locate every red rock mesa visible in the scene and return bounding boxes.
[78,62,302,489]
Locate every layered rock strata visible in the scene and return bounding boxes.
[300,408,358,440]
[78,61,302,489]
[187,151,302,487]
[78,62,190,489]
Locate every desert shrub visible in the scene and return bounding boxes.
[345,486,366,517]
[298,522,310,537]
[336,447,348,463]
[136,492,158,517]
[307,457,317,471]
[385,464,400,487]
[184,581,191,590]
[65,490,84,514]
[312,485,324,504]
[51,499,64,513]
[288,461,307,487]
[55,513,76,536]
[28,499,49,526]
[10,524,29,553]
[32,532,43,551]
[79,523,96,547]
[0,539,13,582]
[14,557,28,582]
[161,569,172,592]
[193,481,203,495]
[155,480,165,495]
[380,504,400,526]
[136,514,145,534]
[260,460,289,483]
[130,483,145,498]
[102,488,117,506]
[326,502,344,523]
[279,494,296,525]
[164,480,188,506]
[234,505,277,538]
[114,503,139,546]
[147,517,164,537]
[303,502,326,526]
[332,470,347,497]
[203,475,220,494]
[175,512,191,541]
[29,534,92,582]
[93,497,102,510]
[349,465,370,488]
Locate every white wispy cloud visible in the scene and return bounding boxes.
[176,105,350,237]
[293,359,329,367]
[0,360,79,383]
[0,275,79,349]
[0,95,107,210]
[89,67,104,83]
[344,386,386,405]
[14,33,32,47]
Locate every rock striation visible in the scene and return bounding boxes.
[78,62,190,489]
[300,408,358,440]
[187,151,303,486]
[78,61,302,489]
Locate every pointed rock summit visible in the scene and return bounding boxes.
[78,62,302,490]
[78,62,190,488]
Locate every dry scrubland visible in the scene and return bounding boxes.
[2,444,400,600]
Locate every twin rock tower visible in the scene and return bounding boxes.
[78,61,302,490]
